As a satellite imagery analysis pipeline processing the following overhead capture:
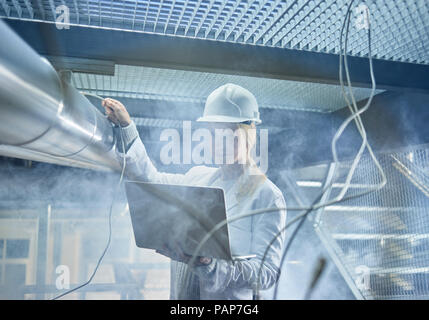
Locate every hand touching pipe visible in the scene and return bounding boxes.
[102,98,132,127]
[102,97,213,267]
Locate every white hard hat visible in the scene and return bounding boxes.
[197,83,261,124]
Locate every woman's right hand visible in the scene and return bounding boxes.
[101,98,132,127]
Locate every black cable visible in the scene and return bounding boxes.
[303,257,327,300]
[52,124,126,300]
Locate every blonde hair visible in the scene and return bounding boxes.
[235,122,267,201]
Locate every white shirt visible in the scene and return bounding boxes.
[118,125,287,299]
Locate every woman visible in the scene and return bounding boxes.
[102,83,286,300]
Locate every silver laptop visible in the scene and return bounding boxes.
[125,181,255,261]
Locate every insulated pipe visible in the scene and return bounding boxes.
[0,20,120,171]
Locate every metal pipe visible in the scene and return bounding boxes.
[0,20,120,171]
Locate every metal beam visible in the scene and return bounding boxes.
[5,19,429,93]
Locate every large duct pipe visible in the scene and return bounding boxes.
[0,20,120,171]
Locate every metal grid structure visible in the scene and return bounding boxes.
[312,146,429,299]
[74,64,382,112]
[1,0,428,65]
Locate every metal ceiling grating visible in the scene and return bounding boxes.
[0,0,428,65]
[73,64,384,113]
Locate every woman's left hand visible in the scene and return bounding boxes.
[156,243,212,266]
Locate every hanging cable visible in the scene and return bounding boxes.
[303,257,327,300]
[52,93,126,300]
[80,92,106,101]
[271,0,385,299]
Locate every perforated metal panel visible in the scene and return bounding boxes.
[74,64,383,112]
[315,146,429,299]
[1,0,428,65]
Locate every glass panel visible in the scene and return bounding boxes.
[6,239,30,259]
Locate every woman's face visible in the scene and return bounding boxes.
[205,122,252,165]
